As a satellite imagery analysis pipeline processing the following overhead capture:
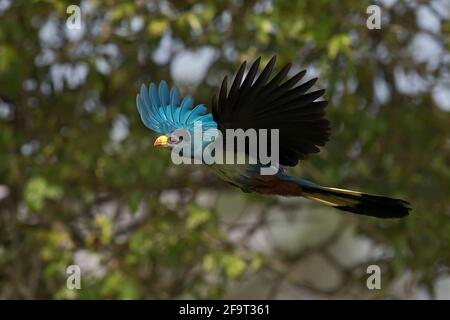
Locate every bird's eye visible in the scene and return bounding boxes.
[168,136,179,143]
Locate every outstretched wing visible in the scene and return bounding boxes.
[136,81,216,134]
[211,56,330,167]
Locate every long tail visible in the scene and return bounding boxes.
[276,177,411,218]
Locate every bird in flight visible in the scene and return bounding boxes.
[136,56,411,218]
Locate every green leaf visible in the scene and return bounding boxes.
[24,177,62,211]
[186,207,210,230]
[221,254,246,279]
[94,213,113,245]
[328,34,351,59]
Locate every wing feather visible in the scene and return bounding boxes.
[211,56,330,166]
[136,81,216,135]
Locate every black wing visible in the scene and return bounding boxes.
[211,56,331,167]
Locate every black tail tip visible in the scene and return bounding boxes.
[335,195,412,219]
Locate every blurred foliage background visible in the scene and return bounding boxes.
[1,0,450,299]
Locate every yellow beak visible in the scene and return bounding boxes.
[154,135,168,147]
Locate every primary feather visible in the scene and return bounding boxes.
[211,56,331,166]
